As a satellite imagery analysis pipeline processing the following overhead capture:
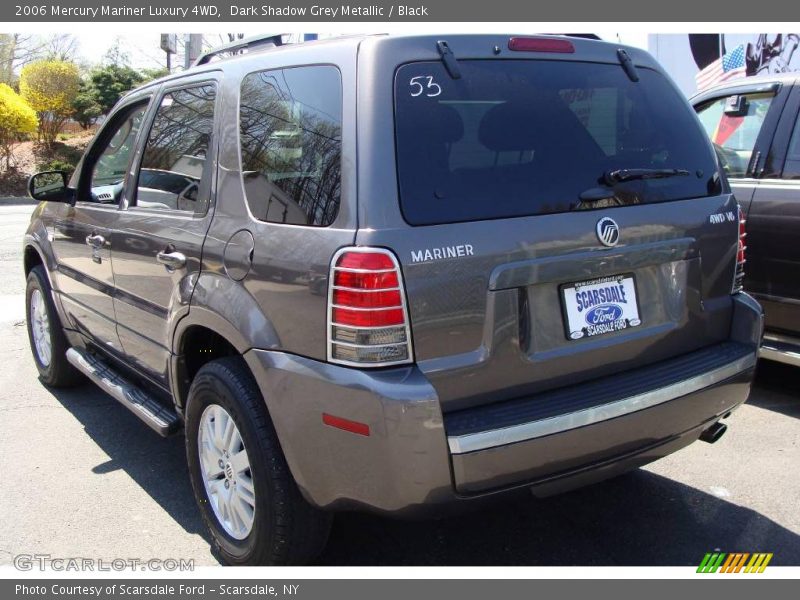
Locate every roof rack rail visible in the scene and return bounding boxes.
[193,33,289,67]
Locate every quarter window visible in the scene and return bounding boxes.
[239,65,342,227]
[135,84,217,212]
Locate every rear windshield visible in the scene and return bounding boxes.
[394,60,720,226]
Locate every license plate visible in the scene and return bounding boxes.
[562,275,641,340]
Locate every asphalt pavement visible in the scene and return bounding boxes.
[0,202,798,567]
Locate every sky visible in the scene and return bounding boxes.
[73,31,651,70]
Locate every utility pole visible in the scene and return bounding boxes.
[160,34,176,72]
[184,34,203,69]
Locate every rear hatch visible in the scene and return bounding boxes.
[355,40,739,413]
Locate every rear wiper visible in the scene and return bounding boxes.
[436,40,461,80]
[616,49,639,82]
[574,167,692,210]
[604,168,691,184]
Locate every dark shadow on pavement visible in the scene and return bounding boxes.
[749,360,800,419]
[42,381,219,558]
[44,378,800,567]
[320,469,800,566]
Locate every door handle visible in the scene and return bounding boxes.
[85,234,105,249]
[156,250,187,270]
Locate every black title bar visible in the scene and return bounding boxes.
[4,0,800,22]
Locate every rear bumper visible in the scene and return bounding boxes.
[244,293,762,516]
[451,363,753,495]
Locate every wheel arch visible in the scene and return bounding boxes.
[170,315,243,412]
[169,274,281,411]
[24,244,44,276]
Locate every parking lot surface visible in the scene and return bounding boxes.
[1,203,798,566]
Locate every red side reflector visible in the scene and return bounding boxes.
[508,37,575,54]
[322,413,370,436]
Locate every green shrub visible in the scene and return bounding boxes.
[37,158,76,177]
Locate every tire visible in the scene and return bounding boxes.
[25,265,83,388]
[185,357,332,565]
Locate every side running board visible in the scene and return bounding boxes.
[66,347,181,437]
[760,333,800,368]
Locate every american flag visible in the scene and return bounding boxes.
[695,44,747,92]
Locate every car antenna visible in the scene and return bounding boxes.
[617,49,639,82]
[437,40,462,80]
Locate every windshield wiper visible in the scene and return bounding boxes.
[604,168,691,185]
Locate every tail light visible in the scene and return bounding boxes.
[327,247,413,367]
[733,206,746,292]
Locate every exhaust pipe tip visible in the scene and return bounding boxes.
[700,422,727,444]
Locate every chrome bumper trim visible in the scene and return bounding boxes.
[448,352,756,455]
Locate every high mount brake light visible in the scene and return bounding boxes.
[327,248,414,367]
[508,37,576,53]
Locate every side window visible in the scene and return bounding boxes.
[86,103,147,203]
[696,93,774,178]
[239,65,342,226]
[782,111,800,179]
[135,84,217,212]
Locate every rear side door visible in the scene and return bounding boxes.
[746,80,800,334]
[109,76,220,388]
[50,97,151,354]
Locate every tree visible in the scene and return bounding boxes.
[0,34,41,86]
[71,81,102,129]
[0,83,38,168]
[19,60,80,146]
[40,34,79,62]
[89,64,144,115]
[103,37,132,67]
[0,34,79,86]
[140,67,170,82]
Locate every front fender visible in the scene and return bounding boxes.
[23,210,70,326]
[23,205,58,281]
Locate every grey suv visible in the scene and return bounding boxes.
[23,34,762,565]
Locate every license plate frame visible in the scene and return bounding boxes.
[561,274,642,340]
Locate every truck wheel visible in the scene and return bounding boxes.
[25,265,82,387]
[185,357,332,565]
